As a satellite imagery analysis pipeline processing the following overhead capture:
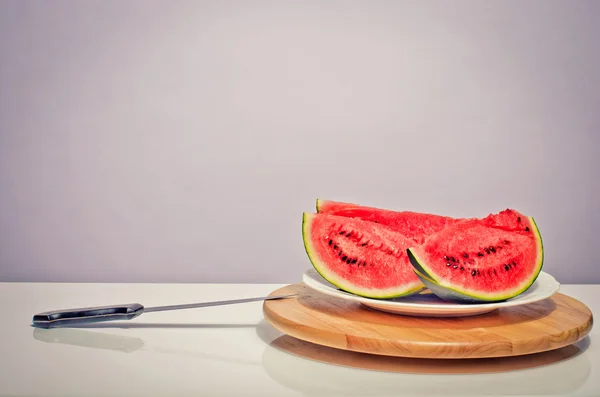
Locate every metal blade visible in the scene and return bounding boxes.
[143,293,298,313]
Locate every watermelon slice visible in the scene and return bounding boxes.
[302,212,425,299]
[315,199,360,213]
[316,198,462,244]
[407,209,545,303]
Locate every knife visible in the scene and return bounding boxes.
[32,293,297,328]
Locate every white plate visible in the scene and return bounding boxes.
[302,268,560,317]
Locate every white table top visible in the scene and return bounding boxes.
[0,281,597,397]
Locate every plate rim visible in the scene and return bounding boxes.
[302,268,560,311]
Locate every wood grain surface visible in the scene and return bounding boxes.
[266,333,590,374]
[262,283,593,359]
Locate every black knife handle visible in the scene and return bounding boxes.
[32,303,145,328]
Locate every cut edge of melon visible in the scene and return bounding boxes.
[301,212,425,300]
[406,216,545,302]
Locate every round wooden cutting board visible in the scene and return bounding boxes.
[262,283,593,359]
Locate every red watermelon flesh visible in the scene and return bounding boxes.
[316,199,462,244]
[407,209,544,303]
[302,212,425,299]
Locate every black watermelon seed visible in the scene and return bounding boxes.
[460,266,464,271]
[484,248,490,254]
[334,245,338,250]
[446,262,451,266]
[328,239,332,245]
[490,246,496,253]
[478,252,484,257]
[361,243,368,247]
[444,255,449,260]
[517,217,521,222]
[504,240,510,244]
[463,253,469,258]
[504,264,509,271]
[346,258,352,264]
[342,255,347,261]
[471,270,476,276]
[453,265,458,269]
[351,258,357,264]
[513,261,517,267]
[525,227,530,231]
[340,231,345,235]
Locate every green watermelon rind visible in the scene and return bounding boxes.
[302,212,425,300]
[410,267,493,304]
[406,216,545,303]
[315,198,324,212]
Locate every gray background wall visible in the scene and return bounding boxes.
[1,0,598,284]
